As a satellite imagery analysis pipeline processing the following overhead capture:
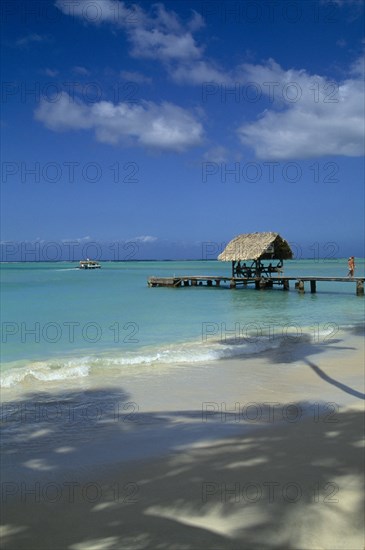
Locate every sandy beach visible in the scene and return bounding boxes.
[2,0,365,546]
[1,328,364,550]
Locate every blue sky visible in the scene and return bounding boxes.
[1,0,364,260]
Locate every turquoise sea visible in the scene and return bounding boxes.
[1,260,364,389]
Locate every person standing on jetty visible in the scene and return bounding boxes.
[347,256,355,277]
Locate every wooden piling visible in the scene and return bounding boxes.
[259,277,267,289]
[298,280,305,294]
[356,280,364,296]
[310,280,316,293]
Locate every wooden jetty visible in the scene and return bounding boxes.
[148,232,364,296]
[147,275,365,295]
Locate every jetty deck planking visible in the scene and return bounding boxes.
[147,275,365,295]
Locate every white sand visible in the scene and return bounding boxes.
[1,331,364,549]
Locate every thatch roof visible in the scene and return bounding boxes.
[218,232,293,261]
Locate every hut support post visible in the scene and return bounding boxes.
[232,261,235,277]
[310,280,316,293]
[283,280,289,291]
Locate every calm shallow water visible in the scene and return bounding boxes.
[1,259,364,388]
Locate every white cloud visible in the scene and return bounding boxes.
[53,2,364,160]
[350,55,364,77]
[203,146,230,163]
[35,92,204,152]
[61,236,91,243]
[188,10,205,32]
[129,27,201,61]
[55,2,214,84]
[171,60,230,85]
[35,93,92,131]
[132,235,158,243]
[319,0,364,22]
[320,0,363,5]
[16,33,49,47]
[126,4,203,62]
[72,66,91,76]
[120,71,152,84]
[56,1,203,64]
[174,54,364,159]
[55,0,143,26]
[237,58,364,160]
[152,3,184,33]
[43,68,59,77]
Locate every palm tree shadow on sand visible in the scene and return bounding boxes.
[1,331,364,549]
[256,330,365,400]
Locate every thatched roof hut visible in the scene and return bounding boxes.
[218,232,293,262]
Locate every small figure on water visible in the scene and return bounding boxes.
[347,256,355,278]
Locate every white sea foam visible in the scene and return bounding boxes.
[2,322,361,389]
[0,337,280,387]
[1,360,90,388]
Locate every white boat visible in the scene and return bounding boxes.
[79,259,101,269]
